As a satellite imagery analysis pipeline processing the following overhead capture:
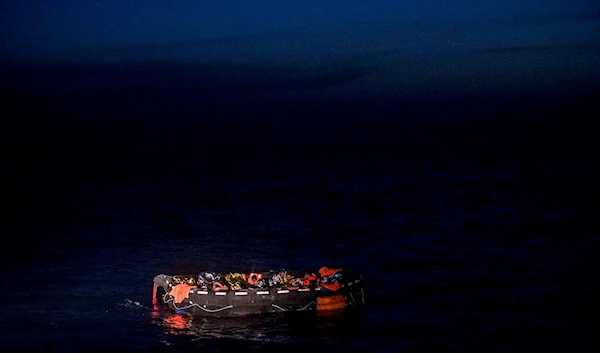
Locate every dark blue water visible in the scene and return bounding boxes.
[5,138,598,352]
[2,63,598,352]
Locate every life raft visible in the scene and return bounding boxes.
[152,271,366,318]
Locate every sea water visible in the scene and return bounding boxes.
[5,139,597,352]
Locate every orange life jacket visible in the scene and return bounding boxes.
[247,272,263,285]
[319,267,342,277]
[168,284,196,303]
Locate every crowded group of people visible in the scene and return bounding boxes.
[171,267,345,292]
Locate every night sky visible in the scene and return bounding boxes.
[2,0,599,144]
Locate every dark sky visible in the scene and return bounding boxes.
[2,1,599,145]
[3,0,599,97]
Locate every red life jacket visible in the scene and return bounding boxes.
[301,274,318,286]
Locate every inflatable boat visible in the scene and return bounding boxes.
[152,269,366,317]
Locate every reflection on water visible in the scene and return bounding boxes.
[163,314,193,334]
[151,306,366,345]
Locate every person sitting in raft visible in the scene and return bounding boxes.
[301,272,318,287]
[281,270,296,285]
[267,269,296,288]
[198,272,229,291]
[317,266,343,292]
[212,280,228,291]
[246,272,264,288]
[225,272,248,290]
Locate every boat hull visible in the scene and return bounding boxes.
[153,274,365,317]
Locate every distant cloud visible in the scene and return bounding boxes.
[464,44,600,56]
[5,61,371,98]
[261,67,370,91]
[510,11,600,26]
[79,30,299,62]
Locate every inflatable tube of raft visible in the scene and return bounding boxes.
[152,271,365,317]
